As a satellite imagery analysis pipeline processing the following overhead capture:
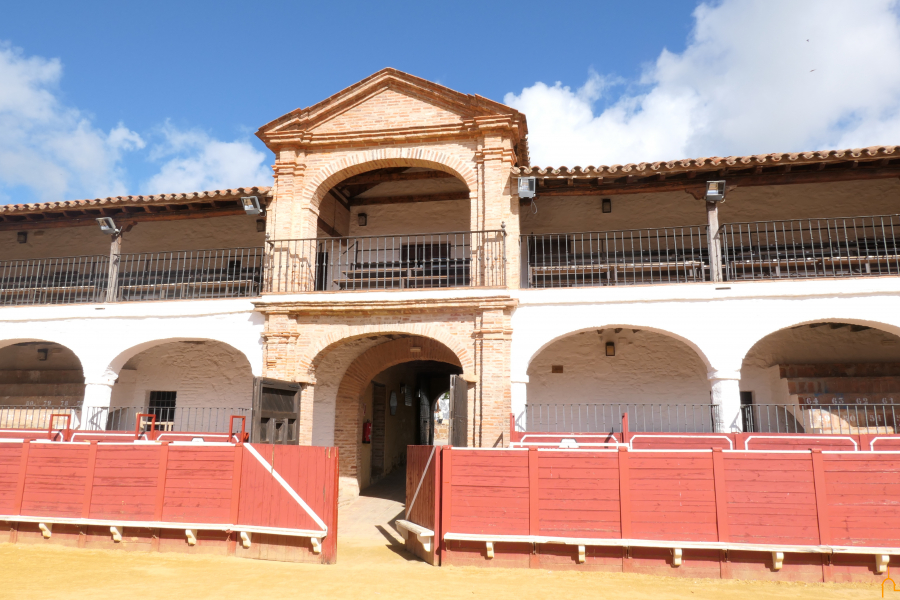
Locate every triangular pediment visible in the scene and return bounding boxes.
[257,68,527,146]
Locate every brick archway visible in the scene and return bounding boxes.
[304,148,476,214]
[332,336,461,501]
[302,324,475,383]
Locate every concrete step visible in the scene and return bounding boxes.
[788,377,900,394]
[780,363,900,379]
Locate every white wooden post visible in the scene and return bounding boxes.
[706,201,723,283]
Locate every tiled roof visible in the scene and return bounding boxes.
[0,187,272,216]
[511,145,900,176]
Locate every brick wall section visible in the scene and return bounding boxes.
[255,296,515,491]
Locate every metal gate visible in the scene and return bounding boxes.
[448,374,468,447]
[251,377,301,444]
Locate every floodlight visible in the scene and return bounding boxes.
[241,196,262,215]
[517,177,537,199]
[96,217,120,234]
[705,180,726,203]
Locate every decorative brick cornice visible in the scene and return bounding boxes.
[255,295,517,316]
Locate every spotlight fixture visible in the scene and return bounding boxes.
[705,180,726,203]
[358,213,368,227]
[517,177,537,199]
[96,217,120,234]
[605,342,616,357]
[602,198,612,213]
[241,196,263,215]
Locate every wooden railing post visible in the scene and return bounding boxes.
[154,442,170,521]
[617,446,631,539]
[13,440,31,516]
[706,202,723,282]
[811,449,830,545]
[711,448,730,542]
[228,443,244,556]
[82,441,98,519]
[432,446,443,565]
[105,232,122,302]
[440,446,452,556]
[528,447,540,568]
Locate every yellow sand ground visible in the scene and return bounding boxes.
[0,540,885,600]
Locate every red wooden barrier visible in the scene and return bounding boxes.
[402,446,441,564]
[429,446,900,582]
[0,441,338,564]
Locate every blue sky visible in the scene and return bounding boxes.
[2,0,900,204]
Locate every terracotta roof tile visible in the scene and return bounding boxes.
[511,145,900,176]
[0,187,272,216]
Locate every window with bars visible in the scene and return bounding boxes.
[148,391,176,426]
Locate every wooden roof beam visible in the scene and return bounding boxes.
[350,191,469,206]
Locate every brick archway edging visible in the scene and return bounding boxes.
[304,148,477,213]
[331,336,461,500]
[303,324,475,383]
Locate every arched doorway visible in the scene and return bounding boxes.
[0,339,84,428]
[525,327,712,432]
[308,334,464,503]
[101,339,254,432]
[740,320,900,434]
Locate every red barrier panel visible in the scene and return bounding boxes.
[0,441,338,564]
[429,446,900,581]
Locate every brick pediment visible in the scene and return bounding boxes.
[257,68,527,149]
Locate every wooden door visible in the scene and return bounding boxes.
[251,377,301,444]
[448,374,468,447]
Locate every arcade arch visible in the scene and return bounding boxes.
[524,326,712,432]
[0,340,85,427]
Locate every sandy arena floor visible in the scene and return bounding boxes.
[0,472,884,600]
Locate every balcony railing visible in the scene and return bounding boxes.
[114,247,264,301]
[0,247,263,306]
[722,215,900,281]
[742,403,898,434]
[521,227,709,288]
[525,402,719,433]
[0,405,249,433]
[265,230,506,293]
[0,255,109,305]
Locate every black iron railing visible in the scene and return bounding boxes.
[0,255,109,306]
[115,247,264,301]
[521,227,709,288]
[0,405,250,433]
[722,215,900,281]
[265,230,506,292]
[524,403,719,433]
[0,406,80,429]
[742,403,898,434]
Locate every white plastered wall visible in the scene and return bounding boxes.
[0,300,264,407]
[110,340,254,410]
[740,325,900,406]
[511,276,900,432]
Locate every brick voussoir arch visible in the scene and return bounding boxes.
[303,323,475,382]
[305,148,477,213]
[333,336,462,479]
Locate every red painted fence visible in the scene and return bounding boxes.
[0,440,338,563]
[406,444,900,582]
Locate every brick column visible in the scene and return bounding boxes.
[474,308,512,447]
[298,383,315,446]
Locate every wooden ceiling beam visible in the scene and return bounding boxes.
[532,164,900,198]
[351,191,470,206]
[0,206,248,232]
[340,170,456,185]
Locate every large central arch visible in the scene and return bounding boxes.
[323,335,462,503]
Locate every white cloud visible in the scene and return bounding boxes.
[0,43,144,203]
[143,122,272,194]
[505,0,900,167]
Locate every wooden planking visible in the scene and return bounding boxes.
[0,444,23,514]
[822,453,900,547]
[88,445,159,521]
[449,449,529,535]
[20,444,89,517]
[406,446,437,530]
[538,451,620,538]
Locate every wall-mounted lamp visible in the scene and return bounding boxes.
[256,219,266,232]
[551,365,564,374]
[96,217,120,235]
[605,342,616,357]
[358,213,368,227]
[409,346,421,354]
[37,349,48,361]
[705,180,726,203]
[602,198,612,213]
[517,177,537,199]
[241,196,263,215]
[17,232,27,244]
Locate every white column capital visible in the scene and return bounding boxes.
[84,378,116,388]
[707,370,741,381]
[511,376,529,385]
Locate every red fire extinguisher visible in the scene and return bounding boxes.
[362,420,372,444]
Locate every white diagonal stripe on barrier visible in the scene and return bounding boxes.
[244,444,328,533]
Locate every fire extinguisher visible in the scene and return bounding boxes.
[362,420,372,444]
